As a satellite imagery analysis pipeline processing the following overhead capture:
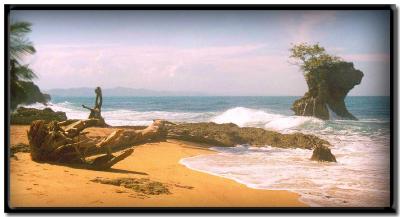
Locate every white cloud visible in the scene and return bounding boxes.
[280,11,337,44]
[22,42,308,95]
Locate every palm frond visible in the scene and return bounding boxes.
[10,37,36,61]
[9,21,36,61]
[14,64,37,80]
[10,21,33,35]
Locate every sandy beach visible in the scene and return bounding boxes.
[9,125,306,208]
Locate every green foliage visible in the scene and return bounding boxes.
[10,21,36,62]
[11,60,37,81]
[10,21,37,80]
[9,21,46,110]
[289,43,341,73]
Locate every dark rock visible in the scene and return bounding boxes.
[11,107,67,125]
[310,144,337,162]
[10,143,30,158]
[165,122,330,150]
[42,93,51,101]
[91,177,170,195]
[11,81,50,111]
[292,61,363,120]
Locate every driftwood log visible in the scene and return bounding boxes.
[27,119,166,170]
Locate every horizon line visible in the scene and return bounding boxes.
[48,94,390,97]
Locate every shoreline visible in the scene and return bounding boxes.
[179,155,315,207]
[9,125,307,207]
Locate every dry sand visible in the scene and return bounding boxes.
[9,125,307,208]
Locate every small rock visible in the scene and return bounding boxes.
[115,189,127,193]
[310,144,337,162]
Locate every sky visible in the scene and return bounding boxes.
[10,10,391,96]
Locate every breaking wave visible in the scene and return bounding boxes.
[22,101,215,126]
[211,107,323,132]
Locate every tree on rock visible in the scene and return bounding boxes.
[289,43,363,120]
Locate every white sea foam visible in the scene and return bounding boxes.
[211,107,323,132]
[211,107,281,127]
[264,116,323,132]
[23,101,215,126]
[102,109,214,126]
[22,102,87,119]
[180,140,390,207]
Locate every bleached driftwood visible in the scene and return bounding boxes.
[27,119,167,170]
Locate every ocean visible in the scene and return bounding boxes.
[25,96,391,207]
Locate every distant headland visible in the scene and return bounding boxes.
[44,87,209,97]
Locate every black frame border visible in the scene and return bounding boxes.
[4,4,397,213]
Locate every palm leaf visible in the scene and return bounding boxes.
[10,37,36,60]
[10,21,33,35]
[14,63,37,80]
[9,21,36,61]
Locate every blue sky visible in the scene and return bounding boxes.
[11,10,390,95]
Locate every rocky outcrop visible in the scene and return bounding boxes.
[165,122,338,162]
[310,144,337,162]
[164,122,330,150]
[11,81,50,111]
[25,119,337,165]
[11,107,67,125]
[292,61,363,120]
[164,122,337,162]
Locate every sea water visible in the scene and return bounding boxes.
[24,96,391,207]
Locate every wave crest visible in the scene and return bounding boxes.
[211,107,322,132]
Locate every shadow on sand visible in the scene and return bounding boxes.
[33,160,149,176]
